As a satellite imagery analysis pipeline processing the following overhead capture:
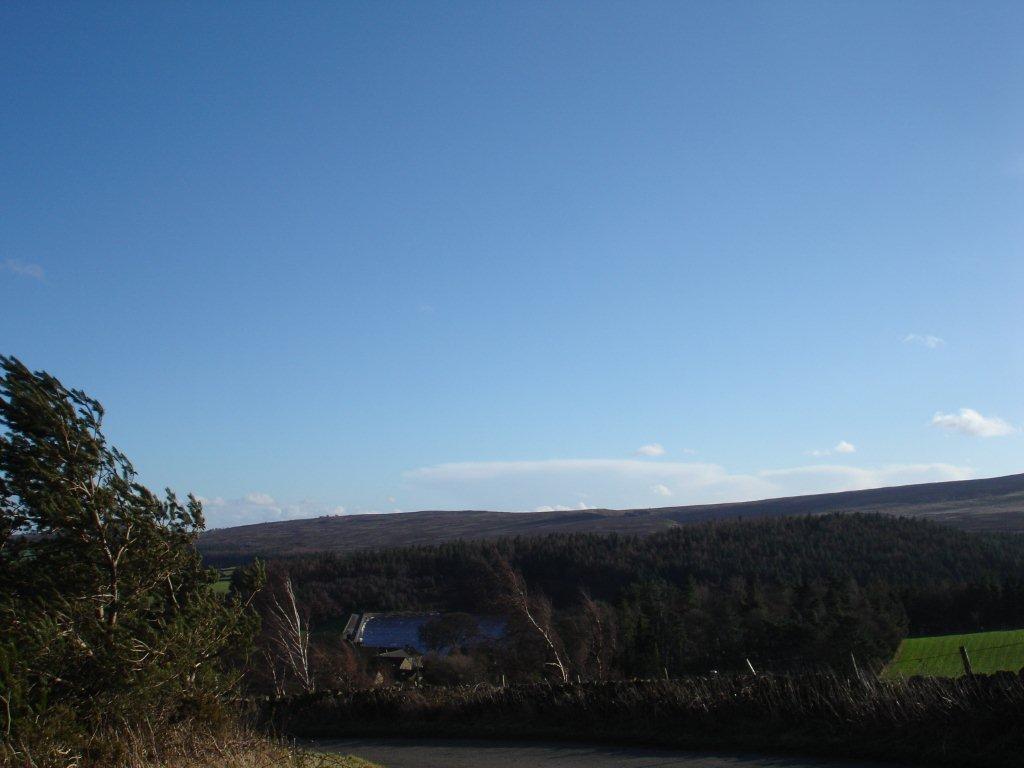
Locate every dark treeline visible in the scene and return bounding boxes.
[248,514,1024,678]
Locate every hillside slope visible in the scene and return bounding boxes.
[198,471,1024,564]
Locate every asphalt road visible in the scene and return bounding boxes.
[315,738,902,768]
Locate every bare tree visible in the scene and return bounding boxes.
[264,573,315,694]
[498,559,570,683]
[260,647,287,698]
[576,590,616,680]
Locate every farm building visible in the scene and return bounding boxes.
[342,611,506,684]
[342,611,506,653]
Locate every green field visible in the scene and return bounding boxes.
[883,628,1024,678]
[211,567,235,595]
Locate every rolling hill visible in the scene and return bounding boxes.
[198,471,1024,564]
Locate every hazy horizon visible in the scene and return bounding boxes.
[200,468,1024,533]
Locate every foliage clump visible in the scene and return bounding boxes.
[0,356,260,765]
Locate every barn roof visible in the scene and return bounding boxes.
[345,611,505,653]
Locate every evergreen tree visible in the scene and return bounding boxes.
[0,356,259,763]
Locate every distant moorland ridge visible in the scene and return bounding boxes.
[198,471,1024,564]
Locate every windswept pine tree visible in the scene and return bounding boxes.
[0,356,261,764]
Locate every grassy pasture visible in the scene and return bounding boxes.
[117,721,382,768]
[211,566,235,595]
[884,628,1024,678]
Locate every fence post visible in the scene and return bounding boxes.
[958,645,973,676]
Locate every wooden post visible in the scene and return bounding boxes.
[746,658,757,676]
[959,645,973,676]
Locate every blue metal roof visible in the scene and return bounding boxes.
[356,612,505,653]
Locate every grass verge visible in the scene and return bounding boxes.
[115,722,381,768]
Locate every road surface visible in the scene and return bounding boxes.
[315,738,901,768]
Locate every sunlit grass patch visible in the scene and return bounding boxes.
[211,567,235,595]
[883,628,1024,678]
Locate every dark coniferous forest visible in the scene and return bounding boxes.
[246,514,1024,678]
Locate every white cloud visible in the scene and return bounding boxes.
[2,259,44,280]
[931,408,1015,437]
[404,458,774,511]
[903,333,945,349]
[807,440,856,457]
[533,502,595,513]
[199,494,348,528]
[403,456,975,512]
[635,443,666,456]
[244,491,275,505]
[407,459,743,485]
[758,463,973,496]
[202,455,980,527]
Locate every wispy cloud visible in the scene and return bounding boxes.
[635,443,666,456]
[2,259,44,280]
[199,494,347,528]
[403,457,971,512]
[534,502,595,513]
[807,440,856,457]
[757,463,973,495]
[244,491,276,505]
[203,454,979,526]
[404,458,771,511]
[903,333,945,349]
[406,459,737,484]
[931,408,1016,437]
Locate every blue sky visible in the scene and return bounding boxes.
[2,2,1022,528]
